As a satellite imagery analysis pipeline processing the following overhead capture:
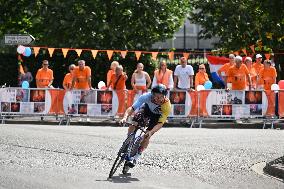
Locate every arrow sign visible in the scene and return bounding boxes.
[4,34,35,45]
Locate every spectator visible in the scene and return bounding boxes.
[227,56,251,90]
[63,64,75,90]
[258,60,277,90]
[107,61,119,87]
[36,60,54,88]
[71,60,92,90]
[107,65,128,117]
[245,57,257,90]
[173,57,194,90]
[217,54,235,84]
[131,63,151,93]
[152,60,173,90]
[253,54,264,77]
[195,64,210,89]
[19,65,33,87]
[107,65,128,90]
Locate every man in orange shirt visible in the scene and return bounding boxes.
[245,57,257,89]
[258,60,277,90]
[63,64,75,90]
[36,60,54,88]
[217,54,235,84]
[71,60,92,90]
[195,64,210,89]
[253,54,264,77]
[107,65,128,90]
[227,56,252,90]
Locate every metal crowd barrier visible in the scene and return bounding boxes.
[0,87,283,128]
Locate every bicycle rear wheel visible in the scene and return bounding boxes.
[108,134,134,178]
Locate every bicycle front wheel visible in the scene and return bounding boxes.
[108,134,134,178]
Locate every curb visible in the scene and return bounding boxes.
[263,156,284,181]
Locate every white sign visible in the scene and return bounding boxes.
[4,34,35,45]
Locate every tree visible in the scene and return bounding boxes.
[1,0,190,49]
[189,0,284,52]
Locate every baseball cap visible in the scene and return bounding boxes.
[256,54,262,59]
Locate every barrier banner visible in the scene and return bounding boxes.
[278,90,284,118]
[168,90,191,117]
[63,90,118,116]
[204,90,269,118]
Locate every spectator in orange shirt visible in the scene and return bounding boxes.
[107,65,128,90]
[152,60,173,90]
[217,54,235,84]
[71,60,92,90]
[253,54,264,77]
[227,56,251,90]
[107,61,119,87]
[258,60,277,90]
[195,64,210,89]
[107,65,128,117]
[63,64,75,90]
[244,57,257,90]
[36,60,54,88]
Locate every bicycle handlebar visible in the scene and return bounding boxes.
[123,121,147,133]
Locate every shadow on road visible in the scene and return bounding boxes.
[98,173,140,183]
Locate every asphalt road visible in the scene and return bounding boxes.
[0,124,283,189]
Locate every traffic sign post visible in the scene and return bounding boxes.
[4,34,35,45]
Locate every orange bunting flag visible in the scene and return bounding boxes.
[91,50,98,59]
[265,53,271,60]
[233,51,239,56]
[168,52,174,61]
[62,48,69,58]
[33,47,40,57]
[151,52,158,60]
[107,50,114,60]
[242,48,247,56]
[249,45,255,54]
[135,51,142,60]
[75,49,82,57]
[48,48,55,57]
[120,51,127,59]
[183,52,190,60]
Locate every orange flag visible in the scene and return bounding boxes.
[135,51,142,60]
[242,48,247,56]
[183,52,190,60]
[33,47,40,57]
[151,52,158,60]
[91,50,98,59]
[62,48,69,58]
[233,51,239,55]
[48,48,55,57]
[168,52,174,61]
[120,51,127,58]
[265,53,271,60]
[107,50,113,60]
[75,49,82,57]
[249,45,255,54]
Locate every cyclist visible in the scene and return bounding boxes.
[120,84,171,167]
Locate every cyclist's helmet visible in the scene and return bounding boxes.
[151,84,168,96]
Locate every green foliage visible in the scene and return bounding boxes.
[1,0,190,49]
[189,0,284,51]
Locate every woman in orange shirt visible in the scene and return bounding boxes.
[258,60,277,90]
[195,64,210,89]
[71,60,92,90]
[63,64,75,90]
[244,57,257,90]
[152,60,173,89]
[106,61,119,87]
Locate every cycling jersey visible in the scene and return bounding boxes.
[132,92,171,124]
